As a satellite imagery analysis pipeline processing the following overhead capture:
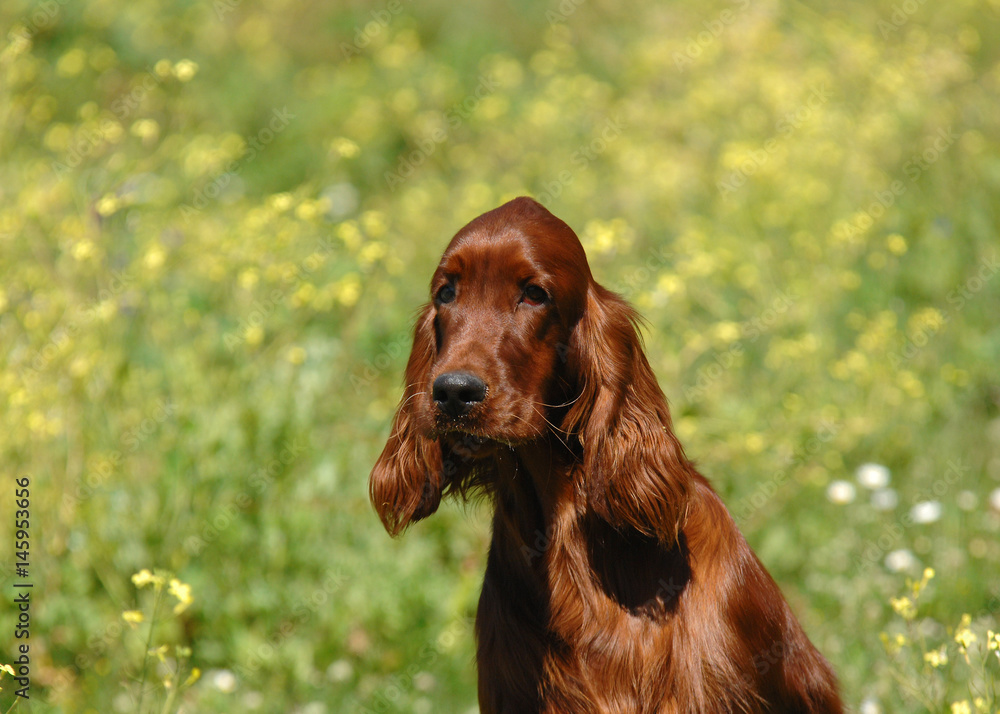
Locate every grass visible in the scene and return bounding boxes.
[1,0,999,711]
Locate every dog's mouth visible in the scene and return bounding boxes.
[430,402,539,456]
[431,407,548,453]
[436,427,488,444]
[439,430,499,460]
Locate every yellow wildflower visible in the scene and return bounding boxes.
[359,241,387,266]
[955,615,976,647]
[168,578,194,614]
[950,701,970,714]
[335,274,362,306]
[72,239,95,261]
[132,569,165,590]
[183,668,202,687]
[0,663,13,692]
[886,234,907,255]
[269,193,294,212]
[744,433,765,454]
[879,631,908,655]
[122,610,144,627]
[360,210,387,237]
[923,647,948,668]
[144,245,166,270]
[173,59,198,82]
[336,221,362,251]
[330,137,360,158]
[295,199,321,221]
[955,627,976,649]
[238,268,259,290]
[910,567,934,598]
[890,596,916,620]
[56,48,87,77]
[713,321,741,343]
[954,614,977,664]
[987,629,1000,654]
[96,194,120,217]
[245,324,264,346]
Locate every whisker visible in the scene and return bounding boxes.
[398,390,427,408]
[386,388,428,441]
[528,403,572,435]
[527,405,577,458]
[534,393,582,409]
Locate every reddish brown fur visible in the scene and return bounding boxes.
[370,197,842,713]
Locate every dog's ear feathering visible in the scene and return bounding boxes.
[564,283,693,544]
[369,305,445,536]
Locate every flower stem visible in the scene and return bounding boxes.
[136,586,164,713]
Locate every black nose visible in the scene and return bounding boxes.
[433,372,487,418]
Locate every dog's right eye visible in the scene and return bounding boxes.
[436,285,456,304]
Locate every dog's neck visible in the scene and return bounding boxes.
[479,437,583,575]
[493,437,577,517]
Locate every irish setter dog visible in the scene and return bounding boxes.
[370,197,842,713]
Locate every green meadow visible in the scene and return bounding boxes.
[1,0,999,711]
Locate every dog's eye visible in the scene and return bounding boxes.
[521,285,548,306]
[436,284,456,304]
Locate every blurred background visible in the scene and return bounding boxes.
[1,0,999,711]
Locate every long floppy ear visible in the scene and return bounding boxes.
[369,306,446,536]
[564,284,693,544]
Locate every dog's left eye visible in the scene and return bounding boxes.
[521,285,548,306]
[436,284,456,304]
